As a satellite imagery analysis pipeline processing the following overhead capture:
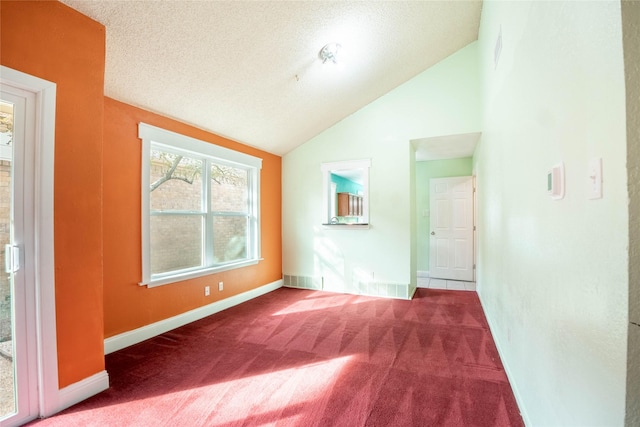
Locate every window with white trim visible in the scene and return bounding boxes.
[139,123,262,287]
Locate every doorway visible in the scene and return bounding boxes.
[0,66,58,426]
[429,176,474,281]
[0,81,39,427]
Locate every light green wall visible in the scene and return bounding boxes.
[409,145,417,295]
[475,1,627,425]
[282,41,480,294]
[415,157,473,272]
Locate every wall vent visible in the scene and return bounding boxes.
[283,275,322,290]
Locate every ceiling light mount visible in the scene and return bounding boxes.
[319,42,341,64]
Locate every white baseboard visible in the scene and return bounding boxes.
[477,292,530,426]
[53,370,109,416]
[417,271,430,288]
[104,279,283,355]
[408,284,418,299]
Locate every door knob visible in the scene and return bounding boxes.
[430,231,435,235]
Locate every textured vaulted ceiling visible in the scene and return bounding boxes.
[60,0,482,156]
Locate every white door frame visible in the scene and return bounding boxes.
[473,174,477,283]
[0,66,58,422]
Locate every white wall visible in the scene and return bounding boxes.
[474,2,628,425]
[283,41,480,294]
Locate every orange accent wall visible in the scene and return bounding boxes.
[0,1,106,388]
[103,99,282,337]
[1,0,282,391]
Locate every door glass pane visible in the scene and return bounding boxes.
[150,149,202,211]
[213,216,247,263]
[0,99,15,418]
[150,215,203,275]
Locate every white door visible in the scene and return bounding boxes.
[429,176,474,281]
[0,85,39,426]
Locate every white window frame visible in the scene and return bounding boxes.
[139,123,262,288]
[321,159,371,227]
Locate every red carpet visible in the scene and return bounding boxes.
[29,288,523,426]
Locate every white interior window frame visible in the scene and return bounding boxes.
[139,123,262,288]
[321,159,371,228]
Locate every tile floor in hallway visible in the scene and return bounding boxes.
[417,277,476,291]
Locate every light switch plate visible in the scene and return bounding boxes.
[548,163,565,200]
[588,158,603,199]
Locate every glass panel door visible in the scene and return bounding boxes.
[0,97,16,419]
[0,85,38,426]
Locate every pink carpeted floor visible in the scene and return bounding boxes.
[28,288,523,426]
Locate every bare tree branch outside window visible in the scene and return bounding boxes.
[150,151,245,192]
[0,108,13,145]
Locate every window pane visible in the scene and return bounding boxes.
[211,164,248,213]
[213,216,247,263]
[150,150,202,211]
[150,215,202,275]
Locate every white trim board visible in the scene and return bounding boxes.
[56,371,109,416]
[417,271,430,289]
[104,279,283,354]
[477,292,530,426]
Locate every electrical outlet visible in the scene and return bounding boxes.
[218,281,224,291]
[204,286,210,296]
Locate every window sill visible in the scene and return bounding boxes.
[140,258,261,288]
[322,223,370,230]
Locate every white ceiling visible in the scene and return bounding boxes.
[413,132,481,161]
[60,0,482,156]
